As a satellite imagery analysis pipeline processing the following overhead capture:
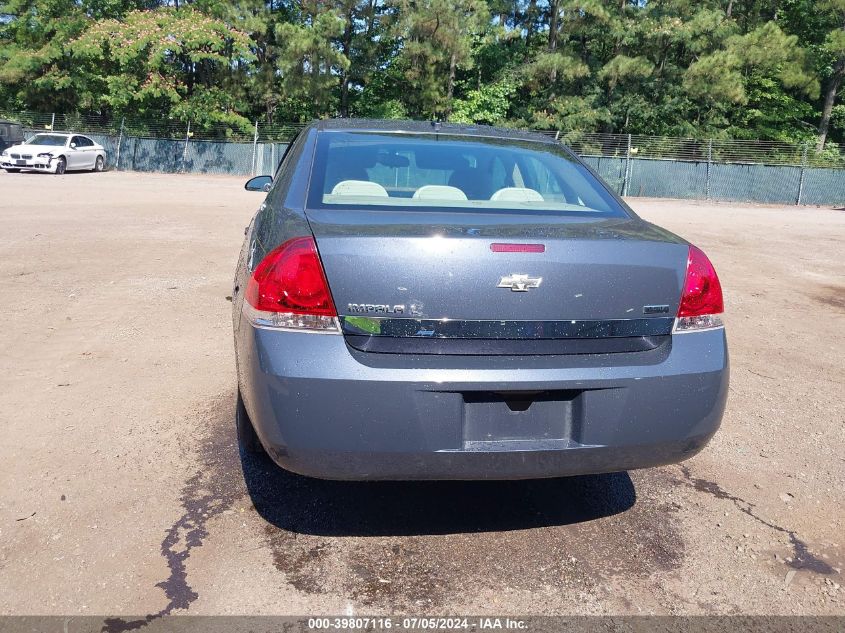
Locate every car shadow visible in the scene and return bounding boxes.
[239,449,636,537]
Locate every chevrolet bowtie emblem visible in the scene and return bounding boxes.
[498,274,543,292]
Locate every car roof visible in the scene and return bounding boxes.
[309,118,557,144]
[0,120,22,126]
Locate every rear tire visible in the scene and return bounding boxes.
[4,168,20,173]
[236,390,266,455]
[94,155,104,172]
[55,157,66,175]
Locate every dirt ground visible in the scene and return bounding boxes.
[0,170,843,621]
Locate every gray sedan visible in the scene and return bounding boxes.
[233,119,728,480]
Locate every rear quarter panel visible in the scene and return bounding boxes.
[233,127,317,377]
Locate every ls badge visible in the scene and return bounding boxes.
[497,274,543,292]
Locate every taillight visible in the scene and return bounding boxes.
[243,237,339,332]
[674,245,724,332]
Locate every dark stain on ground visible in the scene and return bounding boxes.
[241,438,686,608]
[347,470,684,607]
[678,465,835,575]
[811,285,845,311]
[102,395,244,633]
[264,527,332,594]
[104,390,690,618]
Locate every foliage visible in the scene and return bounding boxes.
[0,0,843,145]
[275,2,348,118]
[389,0,488,118]
[69,7,254,131]
[449,79,515,124]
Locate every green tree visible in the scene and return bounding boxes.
[390,0,488,118]
[70,7,255,131]
[0,0,840,146]
[0,0,89,111]
[811,0,845,148]
[275,0,348,118]
[683,21,818,134]
[334,0,392,117]
[192,0,286,123]
[449,78,515,124]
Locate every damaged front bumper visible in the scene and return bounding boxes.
[1,155,59,172]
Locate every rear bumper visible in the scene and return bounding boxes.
[237,324,729,480]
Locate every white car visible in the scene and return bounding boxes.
[0,133,106,174]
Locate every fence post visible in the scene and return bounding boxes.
[796,143,808,206]
[182,120,191,173]
[50,113,55,131]
[115,117,125,171]
[705,139,713,199]
[251,120,259,176]
[622,133,632,196]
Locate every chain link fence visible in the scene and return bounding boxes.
[3,110,845,205]
[1,110,304,176]
[536,131,845,205]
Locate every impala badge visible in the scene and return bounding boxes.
[347,303,405,314]
[498,274,542,292]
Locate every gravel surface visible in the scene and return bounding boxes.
[0,171,842,619]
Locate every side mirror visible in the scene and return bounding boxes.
[245,175,272,192]
[70,143,77,149]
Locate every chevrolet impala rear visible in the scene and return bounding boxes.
[232,120,728,480]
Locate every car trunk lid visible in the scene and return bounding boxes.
[305,208,688,353]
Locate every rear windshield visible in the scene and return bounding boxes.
[25,134,68,146]
[308,131,627,216]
